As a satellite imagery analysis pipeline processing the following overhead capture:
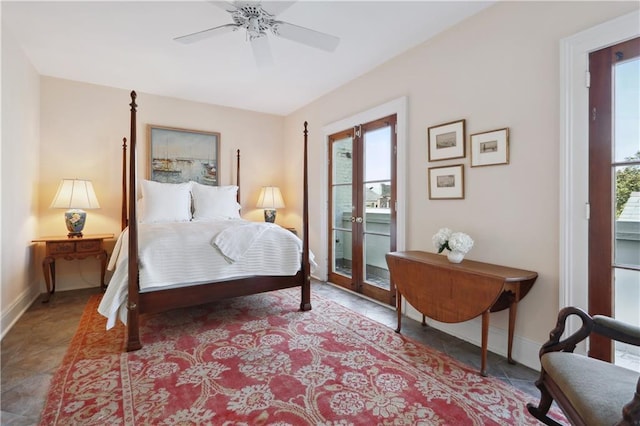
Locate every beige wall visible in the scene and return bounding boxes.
[284,1,639,369]
[36,78,289,291]
[1,25,41,337]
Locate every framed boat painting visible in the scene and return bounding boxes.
[148,125,220,186]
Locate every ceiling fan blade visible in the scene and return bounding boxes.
[207,1,238,12]
[174,23,239,44]
[251,35,274,67]
[260,1,296,16]
[272,21,339,52]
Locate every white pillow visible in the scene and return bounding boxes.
[191,182,241,221]
[139,180,192,223]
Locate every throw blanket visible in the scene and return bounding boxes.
[212,221,279,262]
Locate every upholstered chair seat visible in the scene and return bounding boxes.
[527,307,640,426]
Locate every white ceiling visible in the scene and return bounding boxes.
[2,1,493,115]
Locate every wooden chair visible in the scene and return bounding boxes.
[527,307,640,426]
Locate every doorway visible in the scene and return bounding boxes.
[588,37,640,363]
[328,114,397,305]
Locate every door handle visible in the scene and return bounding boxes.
[351,216,363,223]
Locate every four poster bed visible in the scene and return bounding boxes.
[98,91,312,351]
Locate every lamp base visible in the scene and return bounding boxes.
[65,209,86,238]
[263,209,276,223]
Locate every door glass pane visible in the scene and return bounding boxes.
[614,57,640,163]
[612,53,639,370]
[332,133,353,279]
[362,125,391,289]
[363,182,391,234]
[614,267,640,371]
[364,127,391,181]
[614,165,640,268]
[364,232,390,289]
[333,137,353,184]
[613,57,639,268]
[333,229,352,278]
[332,185,352,278]
[333,184,353,226]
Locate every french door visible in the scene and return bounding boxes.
[588,37,640,363]
[328,114,397,305]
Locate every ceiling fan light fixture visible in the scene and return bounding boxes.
[246,16,268,39]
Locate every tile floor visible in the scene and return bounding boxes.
[1,281,542,425]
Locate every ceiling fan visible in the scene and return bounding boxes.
[174,1,340,66]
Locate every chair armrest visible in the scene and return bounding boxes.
[540,307,640,358]
[593,315,640,347]
[539,307,593,356]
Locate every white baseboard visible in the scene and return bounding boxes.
[1,285,40,341]
[404,306,541,371]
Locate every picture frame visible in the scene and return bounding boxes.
[148,125,220,186]
[470,128,509,167]
[427,119,466,161]
[428,164,464,199]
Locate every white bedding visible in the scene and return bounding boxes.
[98,220,314,329]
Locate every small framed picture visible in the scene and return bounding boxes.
[428,164,464,199]
[428,119,466,161]
[470,128,509,167]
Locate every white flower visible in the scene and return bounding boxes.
[448,232,474,254]
[432,228,453,253]
[432,228,474,254]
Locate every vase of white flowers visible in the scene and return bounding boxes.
[446,250,465,263]
[432,227,474,263]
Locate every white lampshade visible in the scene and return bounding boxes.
[50,179,100,209]
[50,179,100,237]
[256,186,285,209]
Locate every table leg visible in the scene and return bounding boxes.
[481,310,489,377]
[42,256,55,303]
[98,250,108,290]
[395,291,402,333]
[507,297,518,364]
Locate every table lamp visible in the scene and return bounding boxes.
[256,186,284,223]
[50,179,100,237]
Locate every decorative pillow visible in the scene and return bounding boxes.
[139,180,192,223]
[191,182,241,221]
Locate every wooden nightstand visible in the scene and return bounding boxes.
[32,233,114,303]
[285,227,298,236]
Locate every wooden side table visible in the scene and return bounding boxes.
[32,233,114,303]
[386,250,538,376]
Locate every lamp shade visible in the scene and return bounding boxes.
[256,186,285,209]
[50,179,100,237]
[50,179,100,209]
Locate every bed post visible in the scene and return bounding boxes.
[121,137,128,231]
[301,121,312,311]
[126,91,141,351]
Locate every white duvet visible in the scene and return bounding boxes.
[98,220,314,329]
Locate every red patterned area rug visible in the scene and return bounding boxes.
[40,288,564,425]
